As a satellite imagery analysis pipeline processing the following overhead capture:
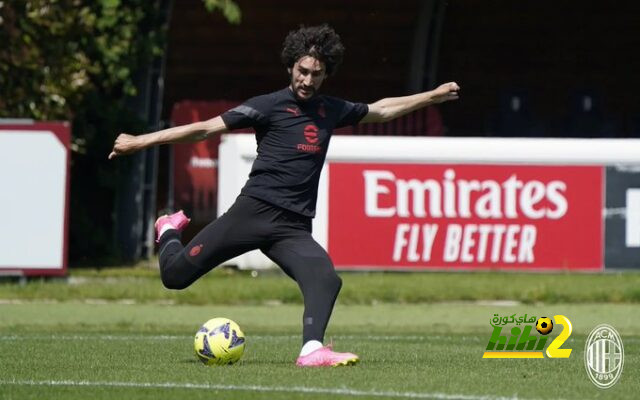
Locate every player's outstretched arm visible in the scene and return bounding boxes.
[360,82,460,124]
[108,116,229,159]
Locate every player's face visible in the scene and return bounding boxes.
[288,56,326,101]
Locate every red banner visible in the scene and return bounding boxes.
[328,163,603,270]
[170,101,242,224]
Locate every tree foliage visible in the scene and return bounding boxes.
[0,0,240,264]
[0,0,240,123]
[2,0,153,122]
[203,0,241,24]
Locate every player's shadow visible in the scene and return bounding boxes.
[179,358,292,366]
[233,359,292,366]
[180,358,201,364]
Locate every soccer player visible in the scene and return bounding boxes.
[109,24,459,367]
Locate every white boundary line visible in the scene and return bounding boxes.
[0,379,533,400]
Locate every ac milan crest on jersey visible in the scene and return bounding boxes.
[298,124,322,153]
[304,124,319,144]
[189,244,203,257]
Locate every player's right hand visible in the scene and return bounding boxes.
[109,133,140,159]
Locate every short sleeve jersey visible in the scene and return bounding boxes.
[221,87,368,218]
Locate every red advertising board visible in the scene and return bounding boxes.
[328,163,603,270]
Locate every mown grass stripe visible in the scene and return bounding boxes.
[0,334,479,341]
[0,379,538,400]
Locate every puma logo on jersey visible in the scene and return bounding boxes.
[286,107,300,116]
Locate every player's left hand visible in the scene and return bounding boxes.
[431,82,460,104]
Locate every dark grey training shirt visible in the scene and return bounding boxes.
[221,87,368,217]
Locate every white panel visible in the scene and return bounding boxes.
[218,134,255,215]
[0,131,66,268]
[325,136,640,165]
[217,134,271,269]
[313,165,329,250]
[626,189,640,247]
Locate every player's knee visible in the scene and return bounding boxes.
[161,276,185,290]
[160,269,191,290]
[159,252,202,290]
[320,269,342,296]
[331,274,343,296]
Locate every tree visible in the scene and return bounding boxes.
[0,0,240,124]
[0,0,240,265]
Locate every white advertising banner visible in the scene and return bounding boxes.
[0,122,70,276]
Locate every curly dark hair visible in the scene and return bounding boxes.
[281,24,345,77]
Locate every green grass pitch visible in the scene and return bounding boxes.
[1,300,638,400]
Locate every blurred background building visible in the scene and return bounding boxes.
[164,0,640,138]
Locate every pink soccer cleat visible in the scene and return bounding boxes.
[155,210,190,242]
[295,345,359,367]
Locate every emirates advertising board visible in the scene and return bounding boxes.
[328,163,603,270]
[218,135,640,271]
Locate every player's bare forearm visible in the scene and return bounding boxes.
[108,116,228,159]
[361,82,460,123]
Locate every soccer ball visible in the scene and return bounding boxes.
[194,318,245,365]
[536,317,553,335]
